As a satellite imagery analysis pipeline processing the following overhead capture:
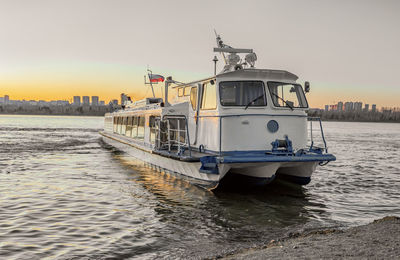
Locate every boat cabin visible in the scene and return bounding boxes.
[104,68,310,159]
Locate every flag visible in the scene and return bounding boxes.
[148,74,165,83]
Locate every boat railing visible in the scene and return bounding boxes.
[154,116,192,157]
[307,117,328,153]
[152,114,327,158]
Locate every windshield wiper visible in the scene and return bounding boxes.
[244,94,265,110]
[271,92,294,110]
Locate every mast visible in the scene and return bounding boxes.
[213,31,257,73]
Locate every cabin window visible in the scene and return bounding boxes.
[190,87,197,110]
[121,117,127,135]
[219,81,266,107]
[126,116,132,137]
[131,116,138,138]
[267,82,308,108]
[137,116,145,139]
[201,83,217,110]
[118,117,123,134]
[149,116,159,145]
[113,117,118,133]
[178,87,184,97]
[184,86,191,96]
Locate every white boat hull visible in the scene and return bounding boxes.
[101,131,323,188]
[101,132,230,189]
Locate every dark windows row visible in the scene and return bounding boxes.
[113,116,145,139]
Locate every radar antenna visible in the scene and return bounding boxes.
[213,31,257,73]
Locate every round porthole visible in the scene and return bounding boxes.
[267,120,279,133]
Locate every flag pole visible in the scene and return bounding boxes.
[147,69,156,98]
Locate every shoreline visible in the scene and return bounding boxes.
[0,113,105,117]
[220,216,400,259]
[0,113,399,123]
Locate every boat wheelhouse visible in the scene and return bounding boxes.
[100,35,335,190]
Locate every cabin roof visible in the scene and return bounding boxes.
[216,68,298,81]
[172,68,298,88]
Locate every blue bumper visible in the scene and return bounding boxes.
[215,151,336,164]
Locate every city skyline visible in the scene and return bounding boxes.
[3,93,400,112]
[1,1,400,108]
[0,94,110,106]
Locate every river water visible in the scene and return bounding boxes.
[0,115,399,259]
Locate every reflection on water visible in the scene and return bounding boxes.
[111,149,330,258]
[0,115,399,259]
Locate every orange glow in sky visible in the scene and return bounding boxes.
[1,1,399,109]
[1,64,400,109]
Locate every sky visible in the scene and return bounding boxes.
[0,0,399,108]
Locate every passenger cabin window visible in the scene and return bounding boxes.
[137,116,145,139]
[113,117,118,133]
[121,117,127,135]
[131,116,138,138]
[149,116,159,145]
[267,82,308,108]
[118,117,122,134]
[125,116,132,137]
[190,87,197,110]
[219,81,267,107]
[201,83,217,110]
[178,88,184,97]
[184,87,191,96]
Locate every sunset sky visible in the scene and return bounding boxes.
[1,0,399,108]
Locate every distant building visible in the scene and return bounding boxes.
[364,104,369,112]
[324,105,329,111]
[354,102,363,111]
[112,99,118,106]
[73,96,81,106]
[4,95,9,104]
[99,101,105,106]
[344,102,354,111]
[0,97,3,103]
[91,96,99,106]
[372,104,377,112]
[82,96,90,105]
[56,100,69,106]
[121,93,129,106]
[337,101,343,111]
[329,104,337,111]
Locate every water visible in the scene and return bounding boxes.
[0,115,399,259]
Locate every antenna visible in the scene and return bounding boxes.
[213,31,256,73]
[214,29,227,64]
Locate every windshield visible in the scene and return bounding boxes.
[219,81,267,107]
[267,82,308,108]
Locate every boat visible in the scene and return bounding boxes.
[100,33,336,190]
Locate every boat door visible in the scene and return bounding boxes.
[187,83,201,146]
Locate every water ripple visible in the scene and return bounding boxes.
[0,116,399,259]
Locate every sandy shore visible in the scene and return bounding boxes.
[221,216,400,259]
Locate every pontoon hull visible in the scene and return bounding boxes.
[101,133,227,190]
[101,131,330,189]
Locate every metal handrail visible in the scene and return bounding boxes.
[307,117,328,153]
[154,115,192,157]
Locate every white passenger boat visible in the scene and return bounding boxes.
[100,34,336,190]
